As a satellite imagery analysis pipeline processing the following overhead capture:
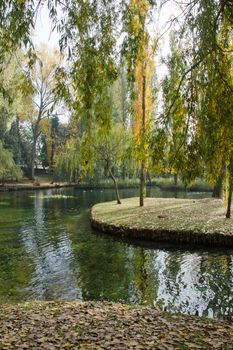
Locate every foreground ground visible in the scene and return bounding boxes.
[0,301,232,349]
[91,197,233,247]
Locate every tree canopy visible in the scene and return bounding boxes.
[0,0,232,215]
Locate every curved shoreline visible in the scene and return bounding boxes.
[91,218,233,247]
[91,197,233,247]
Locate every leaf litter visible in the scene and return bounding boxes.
[0,301,232,349]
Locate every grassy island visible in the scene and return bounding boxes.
[91,198,233,247]
[0,301,233,349]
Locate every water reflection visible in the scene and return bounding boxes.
[20,193,82,300]
[0,187,232,319]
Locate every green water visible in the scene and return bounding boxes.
[0,187,232,319]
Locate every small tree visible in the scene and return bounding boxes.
[93,125,131,204]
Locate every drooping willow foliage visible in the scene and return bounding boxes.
[0,141,22,183]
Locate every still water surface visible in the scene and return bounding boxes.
[0,187,232,319]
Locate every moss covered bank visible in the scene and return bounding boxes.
[0,301,233,349]
[91,198,233,247]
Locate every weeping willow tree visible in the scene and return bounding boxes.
[92,125,131,204]
[134,50,155,206]
[123,0,156,206]
[199,44,233,218]
[161,0,233,218]
[162,32,188,186]
[0,141,22,184]
[190,0,233,217]
[55,138,82,182]
[53,1,130,206]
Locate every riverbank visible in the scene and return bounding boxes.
[0,180,75,192]
[91,197,233,247]
[0,301,232,349]
[75,177,213,192]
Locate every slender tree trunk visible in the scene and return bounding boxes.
[121,63,127,126]
[174,173,178,186]
[140,162,146,206]
[212,174,223,199]
[72,169,77,183]
[109,168,121,204]
[147,171,152,186]
[213,163,226,199]
[104,163,109,178]
[140,71,146,207]
[50,139,55,173]
[122,165,126,181]
[30,122,40,181]
[226,177,232,219]
[30,138,36,180]
[16,116,22,164]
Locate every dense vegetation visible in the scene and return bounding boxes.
[0,0,232,216]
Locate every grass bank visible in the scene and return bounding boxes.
[0,301,232,349]
[91,197,233,247]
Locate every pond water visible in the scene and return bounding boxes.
[0,187,232,319]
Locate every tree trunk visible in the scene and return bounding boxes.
[147,171,152,186]
[140,162,146,207]
[174,173,178,186]
[72,169,77,183]
[50,139,55,173]
[109,168,121,204]
[30,123,40,180]
[226,177,232,219]
[121,63,127,126]
[30,139,36,180]
[122,165,126,181]
[212,174,223,198]
[139,71,146,207]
